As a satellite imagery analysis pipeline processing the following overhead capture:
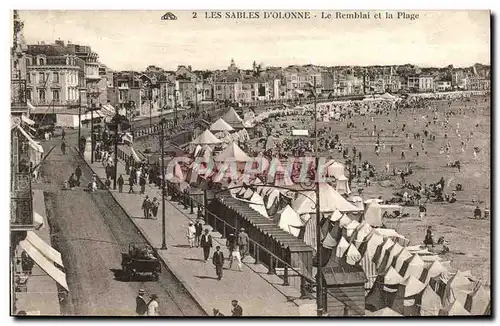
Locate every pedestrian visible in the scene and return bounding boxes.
[139,175,146,194]
[75,165,82,185]
[135,289,148,316]
[419,204,427,220]
[212,245,224,280]
[147,294,159,316]
[151,197,159,218]
[213,308,225,316]
[118,174,124,193]
[61,141,66,155]
[61,128,65,140]
[142,196,151,219]
[231,300,243,317]
[194,219,203,247]
[237,228,249,260]
[200,229,213,262]
[229,244,243,271]
[186,222,196,248]
[128,175,135,193]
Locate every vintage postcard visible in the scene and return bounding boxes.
[10,10,491,317]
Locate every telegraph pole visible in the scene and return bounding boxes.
[160,118,167,250]
[113,105,119,190]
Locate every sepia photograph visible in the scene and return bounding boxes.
[9,9,491,317]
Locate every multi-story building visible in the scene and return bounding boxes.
[407,75,435,92]
[284,66,323,98]
[467,76,491,91]
[108,72,142,119]
[11,11,30,117]
[64,41,101,99]
[25,44,85,125]
[96,64,111,105]
[435,80,452,92]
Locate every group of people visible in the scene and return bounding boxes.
[135,289,159,316]
[141,195,159,219]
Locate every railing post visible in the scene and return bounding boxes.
[267,257,275,274]
[300,276,308,298]
[282,266,290,286]
[190,198,194,214]
[254,244,260,264]
[197,204,201,218]
[223,223,226,239]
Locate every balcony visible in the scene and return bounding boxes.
[10,173,33,231]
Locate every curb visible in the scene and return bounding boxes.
[77,147,211,316]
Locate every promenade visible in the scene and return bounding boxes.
[86,154,315,316]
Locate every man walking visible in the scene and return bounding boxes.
[135,289,148,316]
[238,228,249,260]
[194,219,203,247]
[118,174,124,193]
[61,141,66,155]
[212,245,224,280]
[75,165,82,185]
[139,175,146,194]
[200,229,213,262]
[128,175,135,194]
[61,128,65,140]
[142,196,151,219]
[231,300,243,316]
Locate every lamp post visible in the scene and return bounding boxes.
[160,118,167,250]
[307,79,323,316]
[78,90,84,153]
[113,105,120,190]
[174,89,178,126]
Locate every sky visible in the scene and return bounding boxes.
[18,10,490,71]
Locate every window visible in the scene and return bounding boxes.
[53,72,59,83]
[38,89,46,102]
[39,58,45,65]
[26,73,30,83]
[26,89,31,101]
[52,89,60,102]
[39,72,45,83]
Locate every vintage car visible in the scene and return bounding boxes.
[121,243,161,281]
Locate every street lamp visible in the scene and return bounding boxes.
[305,79,323,316]
[159,118,167,250]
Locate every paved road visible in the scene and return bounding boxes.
[38,138,206,316]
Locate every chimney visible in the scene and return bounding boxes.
[188,65,192,71]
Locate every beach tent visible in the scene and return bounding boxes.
[464,284,490,315]
[277,205,303,237]
[326,161,345,179]
[439,300,471,316]
[399,254,426,279]
[391,275,426,316]
[442,270,475,307]
[420,260,449,284]
[365,266,403,311]
[420,285,442,316]
[223,107,245,127]
[292,183,362,214]
[237,129,250,141]
[191,129,222,145]
[215,142,251,162]
[335,175,351,195]
[210,118,234,132]
[249,192,269,218]
[364,200,383,227]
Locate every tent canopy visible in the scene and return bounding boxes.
[191,129,222,145]
[215,142,251,162]
[223,107,244,126]
[291,183,362,214]
[277,205,303,237]
[210,118,234,132]
[364,200,383,227]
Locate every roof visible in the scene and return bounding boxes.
[291,183,362,214]
[191,129,222,145]
[321,256,367,286]
[215,142,251,162]
[27,44,71,56]
[222,108,244,126]
[210,118,234,132]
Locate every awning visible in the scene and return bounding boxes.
[27,101,36,111]
[33,212,44,229]
[16,125,44,153]
[19,240,68,291]
[21,115,35,126]
[130,147,141,162]
[26,231,63,267]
